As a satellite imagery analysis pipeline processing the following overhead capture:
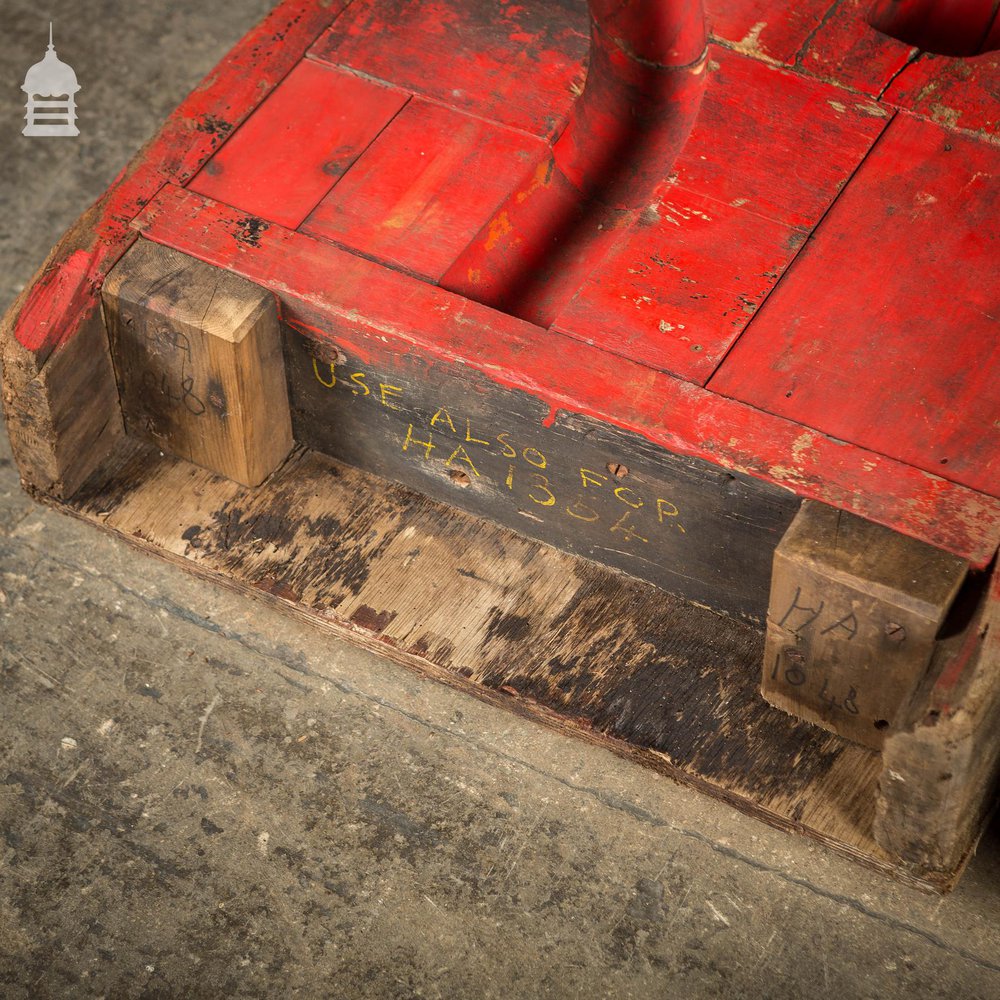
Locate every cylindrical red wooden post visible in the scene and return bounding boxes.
[868,0,1000,56]
[441,0,708,327]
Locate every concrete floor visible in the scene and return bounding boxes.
[1,3,999,997]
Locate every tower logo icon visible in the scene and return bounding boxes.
[22,24,80,137]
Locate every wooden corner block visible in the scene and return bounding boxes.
[1,305,124,500]
[102,239,293,487]
[762,500,968,750]
[875,564,1000,880]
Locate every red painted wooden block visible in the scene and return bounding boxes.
[709,112,1000,498]
[302,99,548,281]
[188,61,408,230]
[309,0,589,137]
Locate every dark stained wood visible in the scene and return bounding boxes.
[284,330,799,623]
[103,241,293,487]
[763,501,968,750]
[65,438,921,885]
[875,562,1000,878]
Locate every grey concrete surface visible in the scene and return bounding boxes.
[1,2,999,997]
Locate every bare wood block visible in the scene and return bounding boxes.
[762,500,968,750]
[102,239,293,487]
[2,307,123,499]
[876,565,1000,877]
[0,200,127,501]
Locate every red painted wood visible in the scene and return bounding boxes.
[883,50,1000,139]
[133,183,1000,567]
[440,0,709,327]
[301,99,547,281]
[671,49,890,230]
[189,62,408,231]
[10,0,347,361]
[867,0,1000,56]
[308,0,590,138]
[550,48,889,381]
[710,112,1000,499]
[706,0,914,94]
[551,188,803,382]
[12,0,999,588]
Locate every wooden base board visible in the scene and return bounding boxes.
[53,435,980,893]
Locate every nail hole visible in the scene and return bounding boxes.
[940,458,949,465]
[874,719,890,731]
[448,470,471,488]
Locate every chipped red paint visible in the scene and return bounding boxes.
[706,0,915,95]
[308,0,591,138]
[11,0,348,360]
[883,48,1000,139]
[441,0,709,326]
[709,113,1000,500]
[301,99,549,281]
[133,183,1000,567]
[551,47,889,383]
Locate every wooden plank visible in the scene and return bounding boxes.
[285,331,798,622]
[706,0,915,94]
[882,50,1000,140]
[132,183,1000,568]
[188,61,409,230]
[709,112,1000,499]
[103,240,293,487]
[308,0,590,138]
[875,562,1000,878]
[67,440,936,887]
[301,99,548,281]
[763,501,968,750]
[0,0,343,498]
